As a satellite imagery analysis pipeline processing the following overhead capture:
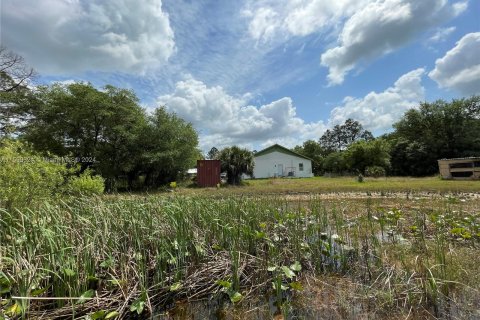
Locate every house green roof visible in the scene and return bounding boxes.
[254,144,313,161]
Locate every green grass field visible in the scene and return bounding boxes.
[178,176,480,196]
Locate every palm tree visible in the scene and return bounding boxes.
[218,146,254,185]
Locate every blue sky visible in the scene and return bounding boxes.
[1,0,479,151]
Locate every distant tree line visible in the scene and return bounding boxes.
[293,96,480,177]
[0,46,200,191]
[2,45,479,189]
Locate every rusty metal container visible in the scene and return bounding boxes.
[197,160,221,187]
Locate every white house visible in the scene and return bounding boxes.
[253,144,314,178]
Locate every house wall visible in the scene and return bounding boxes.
[253,151,313,178]
[437,158,480,180]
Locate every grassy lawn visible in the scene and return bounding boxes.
[177,176,480,196]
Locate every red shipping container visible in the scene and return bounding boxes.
[197,160,221,187]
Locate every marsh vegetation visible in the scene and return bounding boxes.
[1,191,479,319]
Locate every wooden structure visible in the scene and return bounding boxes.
[437,157,480,179]
[197,160,221,187]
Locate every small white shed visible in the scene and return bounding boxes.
[253,144,313,178]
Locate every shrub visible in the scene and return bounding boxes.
[0,139,69,209]
[0,140,104,209]
[65,170,105,196]
[365,166,386,178]
[357,174,364,183]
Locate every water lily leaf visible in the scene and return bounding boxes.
[91,310,107,319]
[31,287,47,297]
[130,299,145,315]
[108,279,123,287]
[77,289,95,304]
[255,231,266,239]
[100,258,114,268]
[64,268,76,277]
[230,292,243,303]
[6,302,22,316]
[289,261,301,272]
[289,281,304,291]
[216,280,231,289]
[281,266,295,279]
[105,311,120,319]
[169,282,183,291]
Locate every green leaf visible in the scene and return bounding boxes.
[272,282,289,291]
[63,268,76,277]
[281,266,295,279]
[289,261,302,272]
[289,281,304,291]
[91,310,107,319]
[255,231,266,239]
[100,258,114,268]
[77,289,95,304]
[130,298,145,315]
[108,279,122,287]
[267,266,277,272]
[6,302,22,316]
[105,311,119,319]
[31,287,47,297]
[169,282,183,292]
[0,272,11,295]
[216,280,231,289]
[229,292,243,303]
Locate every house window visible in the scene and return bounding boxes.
[299,163,304,171]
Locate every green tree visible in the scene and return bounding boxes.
[95,85,148,190]
[343,139,391,174]
[293,140,324,175]
[207,146,219,160]
[138,107,199,187]
[319,118,373,153]
[218,146,254,185]
[391,96,480,176]
[388,138,433,176]
[23,83,147,190]
[322,152,347,174]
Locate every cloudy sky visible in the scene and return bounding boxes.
[1,0,479,151]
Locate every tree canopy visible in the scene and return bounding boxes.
[218,146,254,185]
[293,140,325,175]
[207,146,219,160]
[389,96,480,176]
[319,118,373,153]
[17,82,199,190]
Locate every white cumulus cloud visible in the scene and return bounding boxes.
[244,0,369,43]
[157,77,326,150]
[1,0,175,75]
[320,0,464,85]
[329,68,425,131]
[429,32,480,95]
